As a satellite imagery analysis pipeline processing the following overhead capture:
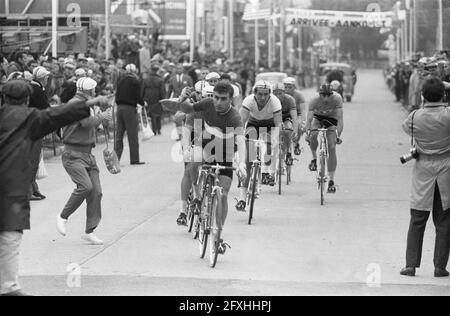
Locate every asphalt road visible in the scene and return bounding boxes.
[19,69,450,296]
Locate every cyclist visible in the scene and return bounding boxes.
[235,80,282,211]
[176,83,211,226]
[283,77,306,156]
[272,83,299,167]
[178,82,247,254]
[305,84,344,194]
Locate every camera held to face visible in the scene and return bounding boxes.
[400,148,419,164]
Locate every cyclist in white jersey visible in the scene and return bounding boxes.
[235,80,282,211]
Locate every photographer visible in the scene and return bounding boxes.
[400,77,450,278]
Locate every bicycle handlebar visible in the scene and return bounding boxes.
[200,164,237,171]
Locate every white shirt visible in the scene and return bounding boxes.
[242,94,282,122]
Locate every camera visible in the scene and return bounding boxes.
[400,148,419,164]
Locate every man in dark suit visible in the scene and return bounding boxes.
[115,64,146,165]
[0,80,103,296]
[142,64,166,135]
[167,64,193,141]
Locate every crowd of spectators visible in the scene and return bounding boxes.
[384,51,450,111]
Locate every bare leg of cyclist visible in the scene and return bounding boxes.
[177,168,192,225]
[309,132,319,160]
[327,131,338,192]
[218,176,232,228]
[327,130,337,174]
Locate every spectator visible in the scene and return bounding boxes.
[0,79,92,296]
[115,64,146,165]
[400,77,450,278]
[56,77,112,245]
[142,63,166,136]
[6,51,28,76]
[167,64,193,141]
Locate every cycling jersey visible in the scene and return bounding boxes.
[277,94,297,122]
[190,98,243,164]
[242,94,282,127]
[308,92,343,121]
[287,90,306,116]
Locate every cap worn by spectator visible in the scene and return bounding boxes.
[126,64,137,73]
[33,66,51,79]
[2,80,33,100]
[64,60,77,70]
[195,80,210,93]
[220,73,231,81]
[76,77,97,91]
[77,53,88,61]
[206,72,220,81]
[75,68,87,77]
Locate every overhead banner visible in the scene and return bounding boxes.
[286,8,402,28]
[243,7,406,28]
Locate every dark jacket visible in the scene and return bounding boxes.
[116,73,144,107]
[167,74,193,98]
[0,102,90,231]
[142,73,166,116]
[29,81,50,110]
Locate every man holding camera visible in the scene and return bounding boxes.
[400,77,450,278]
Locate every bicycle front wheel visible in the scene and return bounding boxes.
[209,190,222,268]
[319,155,326,206]
[198,195,211,258]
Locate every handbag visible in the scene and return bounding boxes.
[103,105,121,175]
[140,108,154,141]
[36,151,48,180]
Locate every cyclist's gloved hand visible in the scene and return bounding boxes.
[336,137,343,145]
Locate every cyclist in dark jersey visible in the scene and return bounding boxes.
[273,83,299,166]
[179,82,247,254]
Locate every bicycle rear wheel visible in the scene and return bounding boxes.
[209,190,222,268]
[248,165,259,225]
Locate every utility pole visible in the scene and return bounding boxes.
[437,0,443,51]
[268,2,273,69]
[413,0,418,53]
[409,3,413,58]
[190,0,197,62]
[52,0,58,58]
[255,19,260,69]
[229,0,234,61]
[280,0,285,72]
[105,0,111,60]
[298,25,303,70]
